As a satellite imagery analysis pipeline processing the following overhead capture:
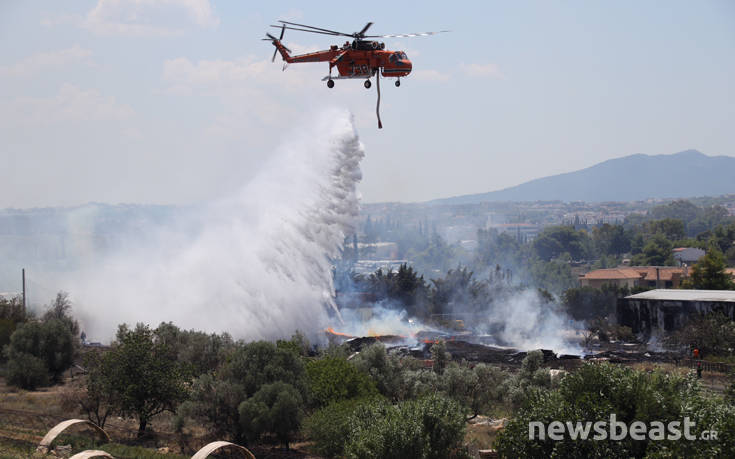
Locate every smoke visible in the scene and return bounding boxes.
[59,109,364,341]
[481,289,582,354]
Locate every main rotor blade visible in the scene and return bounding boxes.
[365,30,450,38]
[357,22,373,36]
[270,25,347,37]
[279,23,285,40]
[272,48,278,63]
[278,20,349,36]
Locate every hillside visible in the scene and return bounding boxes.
[429,150,735,205]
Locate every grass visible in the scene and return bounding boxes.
[97,443,189,459]
[0,437,35,458]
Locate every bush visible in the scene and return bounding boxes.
[430,340,451,374]
[4,319,74,388]
[180,339,308,443]
[0,295,26,355]
[351,343,405,400]
[306,357,377,408]
[154,322,235,377]
[669,312,735,357]
[440,363,508,420]
[178,374,246,441]
[222,340,306,397]
[5,352,48,389]
[303,398,373,458]
[344,394,468,459]
[499,351,551,409]
[238,381,304,448]
[494,363,735,458]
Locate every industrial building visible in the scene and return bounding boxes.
[617,289,735,335]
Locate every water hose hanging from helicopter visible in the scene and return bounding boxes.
[375,68,383,129]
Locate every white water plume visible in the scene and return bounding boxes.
[64,109,364,341]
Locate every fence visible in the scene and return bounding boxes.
[679,358,735,374]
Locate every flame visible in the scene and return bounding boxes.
[325,327,355,338]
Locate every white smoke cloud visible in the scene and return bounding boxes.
[60,108,363,342]
[484,289,582,354]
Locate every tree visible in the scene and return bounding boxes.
[494,363,735,458]
[77,351,116,428]
[668,312,735,356]
[153,321,234,377]
[440,363,506,420]
[0,295,26,353]
[682,247,735,290]
[431,340,451,374]
[42,291,79,337]
[304,398,373,458]
[351,343,406,401]
[643,218,685,241]
[631,233,674,266]
[179,373,246,440]
[98,323,188,436]
[561,285,625,321]
[592,224,631,257]
[4,319,74,388]
[238,381,304,448]
[343,395,467,459]
[180,339,307,442]
[533,226,591,261]
[306,357,377,408]
[220,340,306,398]
[5,352,48,390]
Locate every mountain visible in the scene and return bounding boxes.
[429,150,735,205]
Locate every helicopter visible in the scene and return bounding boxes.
[264,21,448,128]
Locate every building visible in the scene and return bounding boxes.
[672,247,705,265]
[579,266,688,289]
[617,289,735,335]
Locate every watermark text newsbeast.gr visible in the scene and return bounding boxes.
[529,415,717,441]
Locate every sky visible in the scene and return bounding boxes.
[1,0,734,208]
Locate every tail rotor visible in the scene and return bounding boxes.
[263,24,290,63]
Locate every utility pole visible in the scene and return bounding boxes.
[22,268,26,315]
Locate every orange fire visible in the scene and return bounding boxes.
[325,327,355,338]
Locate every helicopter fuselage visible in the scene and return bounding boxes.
[273,39,412,79]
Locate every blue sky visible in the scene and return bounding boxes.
[1,1,733,207]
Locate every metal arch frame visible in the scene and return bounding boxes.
[39,419,111,449]
[191,440,256,459]
[69,450,115,459]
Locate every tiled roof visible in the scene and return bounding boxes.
[580,268,644,280]
[581,266,687,281]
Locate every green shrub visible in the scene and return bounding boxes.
[430,340,451,374]
[178,374,246,441]
[344,394,468,459]
[440,363,508,419]
[4,319,74,388]
[5,352,48,389]
[494,363,735,458]
[306,357,377,408]
[222,340,306,397]
[238,381,304,448]
[351,343,405,400]
[303,398,375,458]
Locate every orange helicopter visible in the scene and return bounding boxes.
[264,21,448,128]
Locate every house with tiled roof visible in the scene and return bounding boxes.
[579,266,688,289]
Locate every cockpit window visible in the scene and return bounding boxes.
[389,53,398,63]
[400,52,408,60]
